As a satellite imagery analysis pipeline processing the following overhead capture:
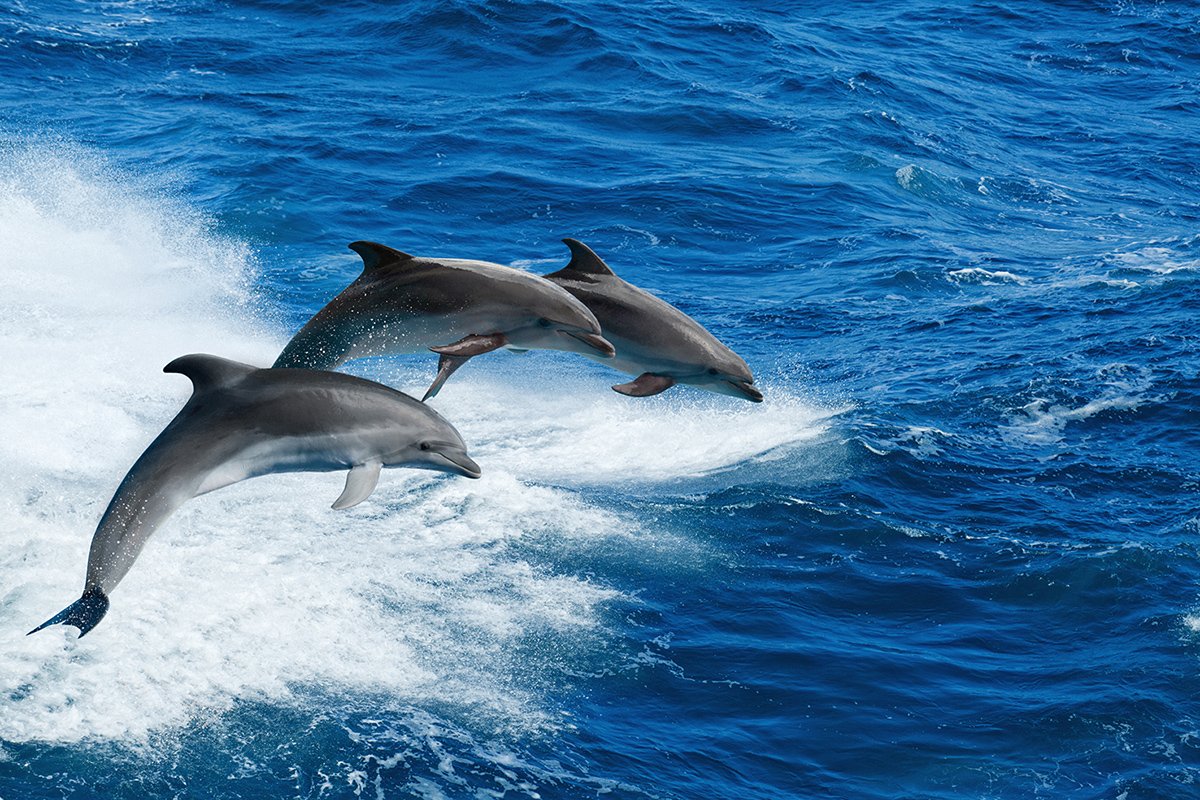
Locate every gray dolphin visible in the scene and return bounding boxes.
[545,239,763,402]
[29,354,481,638]
[273,241,616,400]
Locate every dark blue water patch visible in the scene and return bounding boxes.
[582,484,1200,798]
[2,699,659,800]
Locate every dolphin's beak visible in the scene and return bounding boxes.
[560,330,616,358]
[434,449,482,479]
[729,379,764,403]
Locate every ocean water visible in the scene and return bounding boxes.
[1,0,1198,797]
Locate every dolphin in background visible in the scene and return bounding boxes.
[545,239,763,402]
[29,354,481,638]
[274,241,616,400]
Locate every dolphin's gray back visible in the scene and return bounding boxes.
[275,255,599,369]
[207,368,434,436]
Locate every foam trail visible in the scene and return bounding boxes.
[429,375,837,485]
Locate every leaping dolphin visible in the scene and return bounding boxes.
[29,354,481,638]
[273,241,616,400]
[545,239,763,402]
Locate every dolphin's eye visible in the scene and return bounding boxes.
[538,318,552,328]
[419,442,432,451]
[708,368,720,376]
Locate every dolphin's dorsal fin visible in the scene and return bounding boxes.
[551,238,617,278]
[348,241,415,272]
[163,354,257,393]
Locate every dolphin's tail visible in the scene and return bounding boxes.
[28,588,110,638]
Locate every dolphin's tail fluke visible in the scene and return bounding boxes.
[28,588,110,638]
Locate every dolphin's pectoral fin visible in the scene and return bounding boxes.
[613,373,676,397]
[332,460,382,510]
[422,334,507,401]
[28,588,110,638]
[423,354,471,402]
[430,333,508,358]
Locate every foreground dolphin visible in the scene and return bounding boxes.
[274,241,616,400]
[545,239,763,402]
[30,354,481,638]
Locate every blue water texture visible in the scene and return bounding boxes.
[2,1,1199,798]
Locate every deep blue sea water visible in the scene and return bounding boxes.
[1,1,1199,797]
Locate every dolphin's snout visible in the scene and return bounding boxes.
[435,449,482,479]
[560,330,616,358]
[730,380,764,403]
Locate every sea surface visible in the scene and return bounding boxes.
[1,1,1198,798]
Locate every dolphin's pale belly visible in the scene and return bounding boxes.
[588,332,699,379]
[344,306,533,359]
[195,434,371,496]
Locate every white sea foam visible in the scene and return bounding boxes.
[895,163,917,190]
[1003,365,1154,447]
[426,376,834,485]
[1055,237,1198,292]
[947,267,1028,285]
[0,144,832,743]
[1109,241,1198,275]
[1007,395,1143,446]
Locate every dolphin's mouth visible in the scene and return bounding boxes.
[729,379,764,403]
[559,329,616,357]
[433,449,482,478]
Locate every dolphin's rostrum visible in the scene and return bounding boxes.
[545,239,763,402]
[273,241,616,400]
[30,354,481,638]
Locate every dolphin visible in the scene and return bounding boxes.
[29,354,481,638]
[273,241,616,400]
[544,239,763,402]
